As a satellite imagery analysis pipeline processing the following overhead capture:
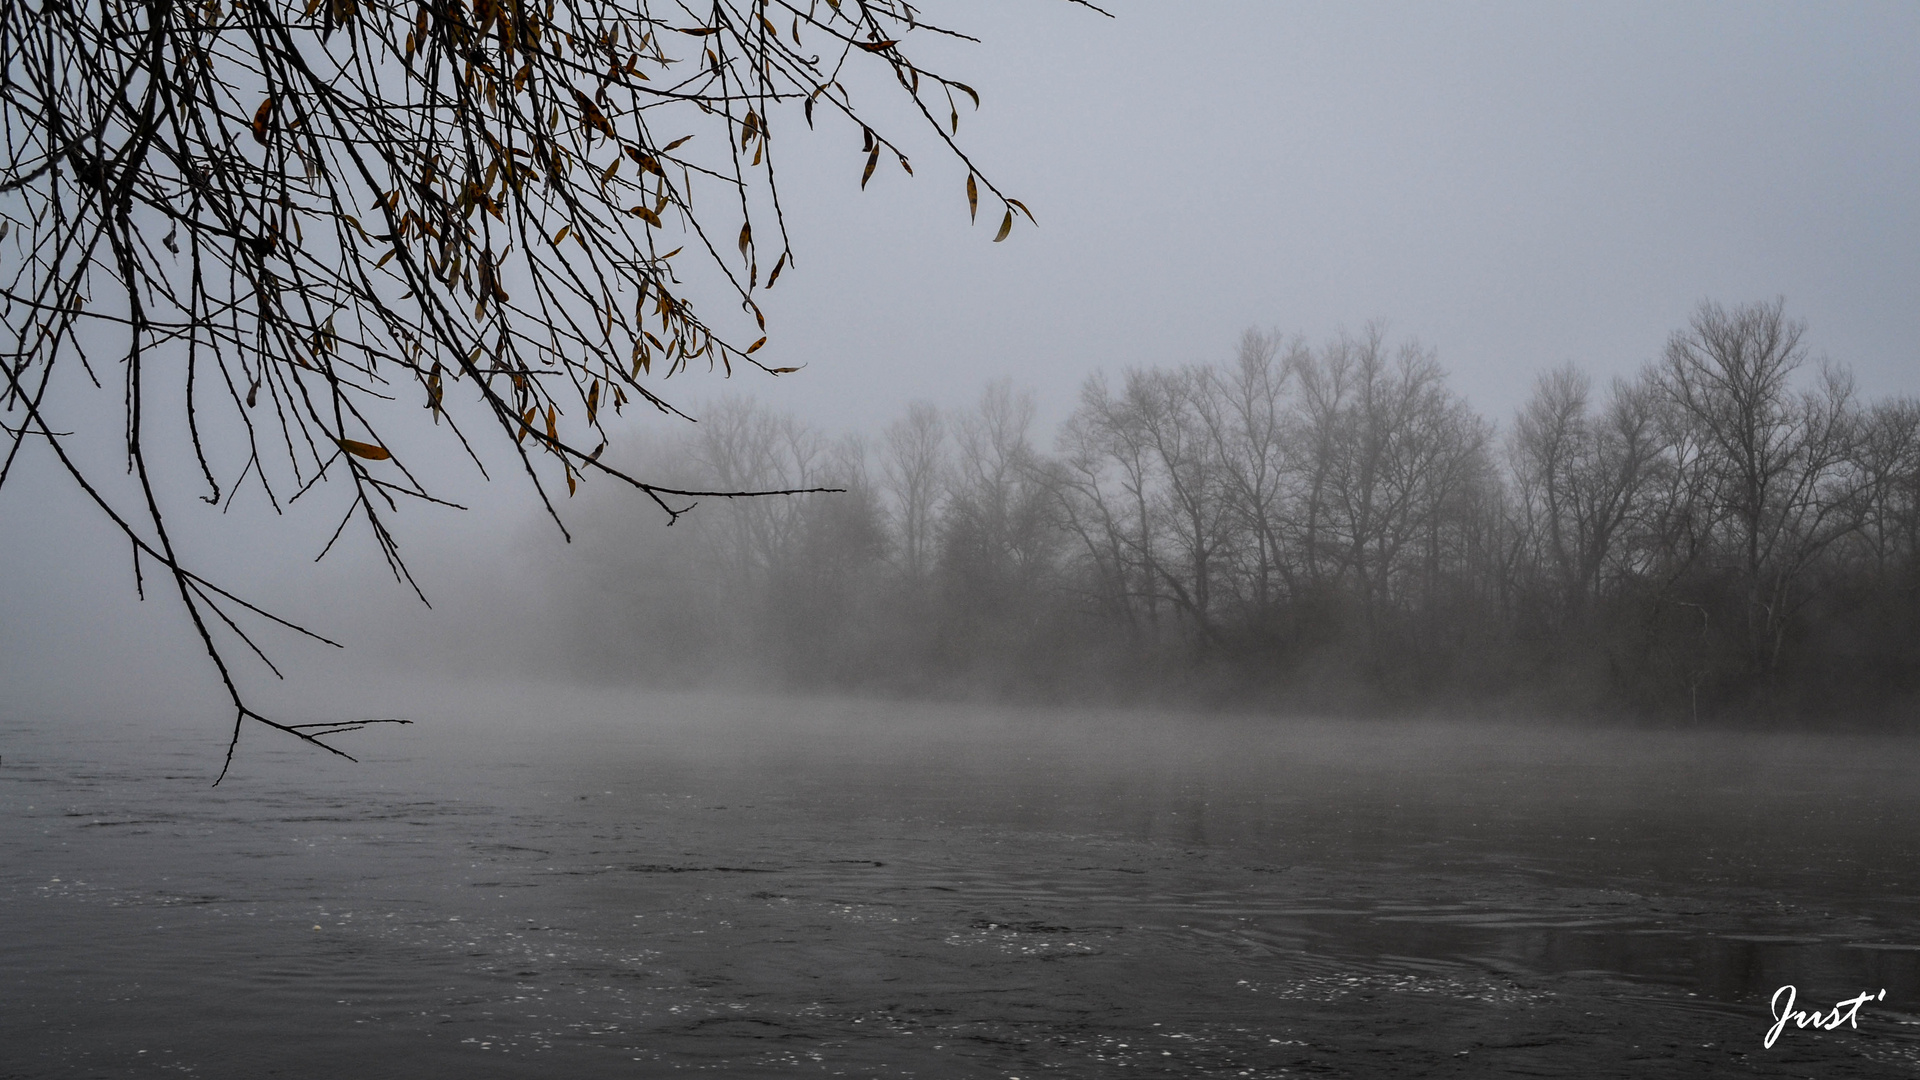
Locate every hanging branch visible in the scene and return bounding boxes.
[0,0,1096,778]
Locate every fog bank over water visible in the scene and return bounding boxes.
[8,691,1920,1075]
[6,324,1917,731]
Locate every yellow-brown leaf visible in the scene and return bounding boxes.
[336,438,390,460]
[251,97,274,144]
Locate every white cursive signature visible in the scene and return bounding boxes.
[1765,985,1885,1048]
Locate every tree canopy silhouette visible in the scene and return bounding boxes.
[0,0,1096,777]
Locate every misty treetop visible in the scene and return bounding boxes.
[562,299,1918,723]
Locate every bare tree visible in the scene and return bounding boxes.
[1288,327,1486,648]
[946,380,1050,567]
[1508,366,1589,611]
[1508,366,1664,622]
[1192,328,1298,626]
[1051,364,1232,649]
[1124,365,1232,646]
[1051,371,1164,637]
[1851,397,1920,579]
[1283,331,1355,590]
[684,396,831,590]
[0,0,1088,774]
[940,379,1058,658]
[880,400,947,585]
[1655,299,1861,675]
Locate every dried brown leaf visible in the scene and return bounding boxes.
[336,438,390,460]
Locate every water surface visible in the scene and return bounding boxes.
[5,691,1920,1077]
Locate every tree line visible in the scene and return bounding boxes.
[559,299,1919,724]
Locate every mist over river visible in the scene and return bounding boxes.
[6,690,1920,1078]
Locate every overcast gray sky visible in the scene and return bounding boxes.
[746,0,1919,432]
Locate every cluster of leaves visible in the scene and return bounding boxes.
[0,0,1079,777]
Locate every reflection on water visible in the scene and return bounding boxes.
[5,690,1920,1077]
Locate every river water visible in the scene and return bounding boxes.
[5,690,1920,1077]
